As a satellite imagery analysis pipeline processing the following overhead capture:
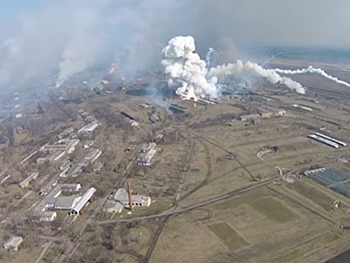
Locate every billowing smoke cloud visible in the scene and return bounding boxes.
[162,36,305,100]
[273,66,350,88]
[0,0,350,92]
[161,36,218,100]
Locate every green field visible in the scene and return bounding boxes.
[207,222,249,251]
[268,249,303,263]
[286,181,334,211]
[214,189,266,210]
[249,197,298,223]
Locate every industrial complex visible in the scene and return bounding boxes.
[1,22,350,263]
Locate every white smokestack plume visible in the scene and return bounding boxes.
[273,66,350,88]
[207,60,306,94]
[161,36,218,101]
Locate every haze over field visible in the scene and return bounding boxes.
[0,0,350,89]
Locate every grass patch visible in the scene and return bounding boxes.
[249,197,298,223]
[268,249,303,263]
[215,189,266,210]
[286,181,334,211]
[325,233,340,243]
[208,222,248,251]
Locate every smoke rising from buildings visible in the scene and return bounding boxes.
[162,36,306,100]
[0,0,350,91]
[161,36,218,100]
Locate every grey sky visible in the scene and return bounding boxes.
[0,0,349,89]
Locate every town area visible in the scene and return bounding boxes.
[1,57,350,263]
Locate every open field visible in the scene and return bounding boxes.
[2,55,350,263]
[207,222,249,251]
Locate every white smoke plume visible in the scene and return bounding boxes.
[273,66,350,88]
[161,36,218,100]
[208,61,305,94]
[205,47,219,69]
[162,36,306,100]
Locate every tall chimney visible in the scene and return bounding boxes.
[127,181,133,210]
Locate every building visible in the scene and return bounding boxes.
[292,104,313,112]
[83,149,102,164]
[260,108,287,119]
[85,116,96,123]
[61,183,81,192]
[64,163,85,178]
[31,184,88,221]
[275,109,287,116]
[260,111,275,119]
[4,236,23,251]
[59,159,71,171]
[53,196,80,210]
[19,172,39,188]
[82,140,94,148]
[69,187,96,215]
[137,143,160,166]
[37,150,66,164]
[308,134,339,148]
[78,121,100,135]
[57,127,74,140]
[40,139,80,154]
[240,114,261,122]
[39,211,57,222]
[114,188,151,208]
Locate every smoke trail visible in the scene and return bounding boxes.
[273,66,350,88]
[261,52,286,67]
[208,61,306,94]
[205,47,219,68]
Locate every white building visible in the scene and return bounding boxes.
[40,211,57,222]
[61,183,81,192]
[114,188,151,208]
[4,236,23,251]
[137,143,159,166]
[54,196,80,210]
[83,149,102,164]
[57,127,74,140]
[69,187,96,215]
[78,121,100,135]
[40,139,80,154]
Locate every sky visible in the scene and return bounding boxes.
[0,0,350,90]
[0,0,45,20]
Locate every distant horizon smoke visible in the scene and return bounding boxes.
[273,66,350,88]
[161,36,305,100]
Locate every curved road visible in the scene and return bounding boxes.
[99,175,280,225]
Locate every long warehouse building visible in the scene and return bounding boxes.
[69,187,96,215]
[315,132,347,147]
[308,134,339,149]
